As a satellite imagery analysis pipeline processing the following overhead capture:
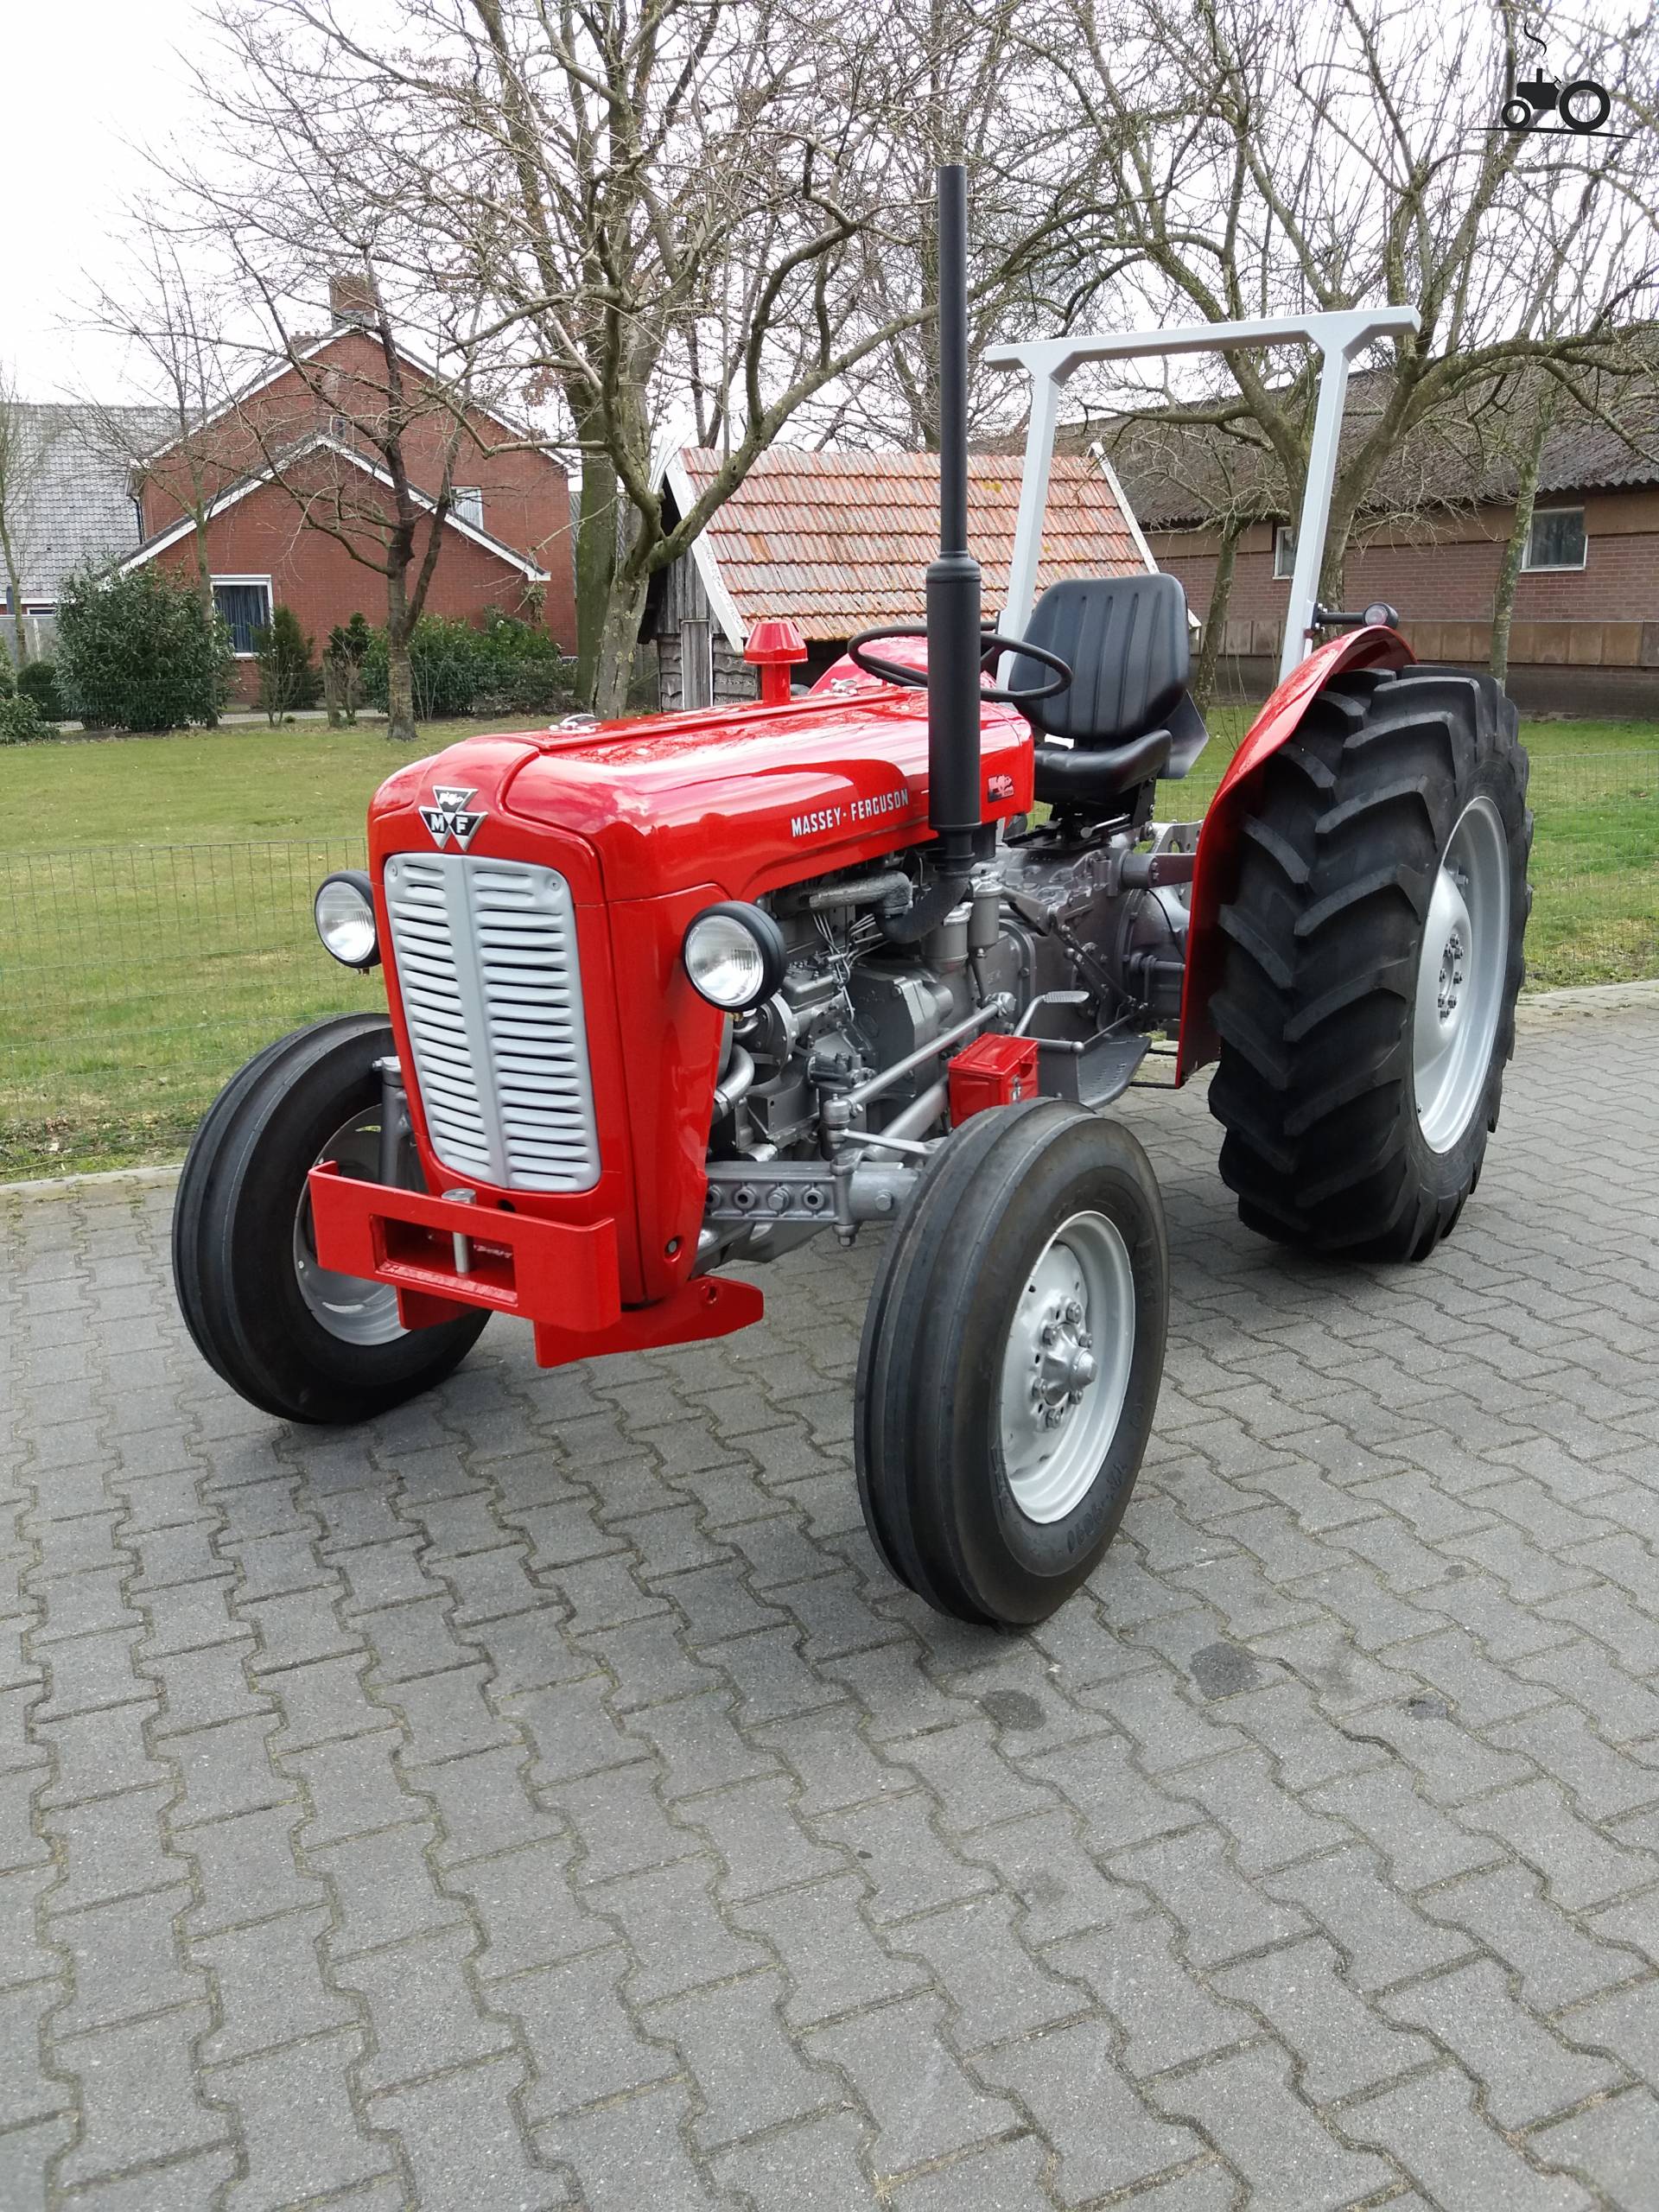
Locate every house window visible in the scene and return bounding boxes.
[1274,524,1297,580]
[452,486,483,528]
[213,578,273,655]
[1523,506,1587,571]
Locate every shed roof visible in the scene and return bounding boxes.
[671,447,1148,643]
[7,404,174,601]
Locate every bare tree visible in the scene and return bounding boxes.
[0,364,52,667]
[74,210,248,620]
[1044,0,1659,621]
[208,260,484,745]
[189,0,1082,715]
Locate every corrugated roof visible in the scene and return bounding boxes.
[8,404,175,601]
[676,448,1145,639]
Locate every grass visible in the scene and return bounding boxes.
[3,707,1656,1179]
[0,717,555,853]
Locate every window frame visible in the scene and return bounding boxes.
[1521,505,1588,573]
[452,486,484,529]
[1273,523,1297,581]
[212,575,275,658]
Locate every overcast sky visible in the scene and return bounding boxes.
[4,0,204,401]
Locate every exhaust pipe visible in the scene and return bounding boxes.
[879,162,982,944]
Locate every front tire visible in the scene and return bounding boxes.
[1208,664,1531,1262]
[855,1100,1168,1627]
[172,1015,489,1424]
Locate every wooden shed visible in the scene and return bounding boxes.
[646,447,1154,710]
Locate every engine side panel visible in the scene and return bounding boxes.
[1176,626,1413,1080]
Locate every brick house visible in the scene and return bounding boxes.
[123,311,576,703]
[1103,370,1659,714]
[646,446,1153,709]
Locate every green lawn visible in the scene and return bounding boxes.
[0,717,554,852]
[2,708,1656,1179]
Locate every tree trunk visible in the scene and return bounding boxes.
[385,633,417,744]
[1192,520,1242,715]
[192,512,215,620]
[1,519,28,669]
[574,429,619,708]
[593,575,651,720]
[1491,401,1555,689]
[384,551,419,743]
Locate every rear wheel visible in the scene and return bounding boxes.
[855,1100,1168,1626]
[1208,664,1531,1261]
[172,1015,489,1423]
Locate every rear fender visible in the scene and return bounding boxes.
[1175,626,1414,1081]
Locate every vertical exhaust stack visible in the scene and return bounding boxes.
[925,162,982,862]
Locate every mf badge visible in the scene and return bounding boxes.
[420,785,486,850]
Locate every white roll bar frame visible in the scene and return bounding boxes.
[987,308,1421,687]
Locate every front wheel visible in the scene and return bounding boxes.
[172,1015,489,1424]
[855,1100,1168,1627]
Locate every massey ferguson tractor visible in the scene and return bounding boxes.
[174,169,1530,1629]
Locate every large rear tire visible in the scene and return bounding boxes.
[855,1100,1168,1627]
[172,1015,489,1424]
[1208,664,1531,1261]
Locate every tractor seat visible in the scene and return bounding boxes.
[1006,574,1208,808]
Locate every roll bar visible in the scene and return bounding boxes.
[987,308,1421,685]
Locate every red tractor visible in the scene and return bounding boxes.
[174,171,1530,1628]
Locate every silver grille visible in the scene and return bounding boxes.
[383,852,601,1192]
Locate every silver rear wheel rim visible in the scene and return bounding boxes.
[1414,795,1510,1154]
[293,1109,407,1347]
[999,1208,1135,1524]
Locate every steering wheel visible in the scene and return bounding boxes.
[846,623,1072,708]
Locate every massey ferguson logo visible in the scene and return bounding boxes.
[420,785,486,850]
[987,772,1015,802]
[789,782,912,839]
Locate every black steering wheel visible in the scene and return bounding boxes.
[846,624,1072,708]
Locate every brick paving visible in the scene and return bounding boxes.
[3,996,1658,2210]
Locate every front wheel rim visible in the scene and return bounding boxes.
[1414,795,1510,1153]
[999,1208,1135,1524]
[292,1109,407,1346]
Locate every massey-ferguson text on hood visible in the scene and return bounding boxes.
[367,686,1034,905]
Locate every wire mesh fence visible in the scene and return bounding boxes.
[1,749,1654,1175]
[1,840,383,1175]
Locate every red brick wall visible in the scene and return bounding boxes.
[137,329,576,652]
[1154,488,1659,655]
[150,465,551,703]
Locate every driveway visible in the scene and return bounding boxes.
[4,996,1658,2211]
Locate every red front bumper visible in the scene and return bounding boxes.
[307,1164,763,1370]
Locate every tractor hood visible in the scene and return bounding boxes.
[368,673,1034,904]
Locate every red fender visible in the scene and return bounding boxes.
[1175,626,1414,1082]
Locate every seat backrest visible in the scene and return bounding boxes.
[1009,574,1191,748]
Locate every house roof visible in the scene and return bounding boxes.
[666,447,1150,645]
[134,326,543,474]
[1097,360,1659,531]
[7,404,174,601]
[121,432,550,581]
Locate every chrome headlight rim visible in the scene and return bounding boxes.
[315,869,381,971]
[683,901,785,1012]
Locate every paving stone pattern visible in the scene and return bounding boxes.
[3,998,1659,2209]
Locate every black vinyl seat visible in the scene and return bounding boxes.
[1007,574,1208,809]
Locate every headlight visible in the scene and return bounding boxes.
[683,902,785,1011]
[315,870,380,969]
